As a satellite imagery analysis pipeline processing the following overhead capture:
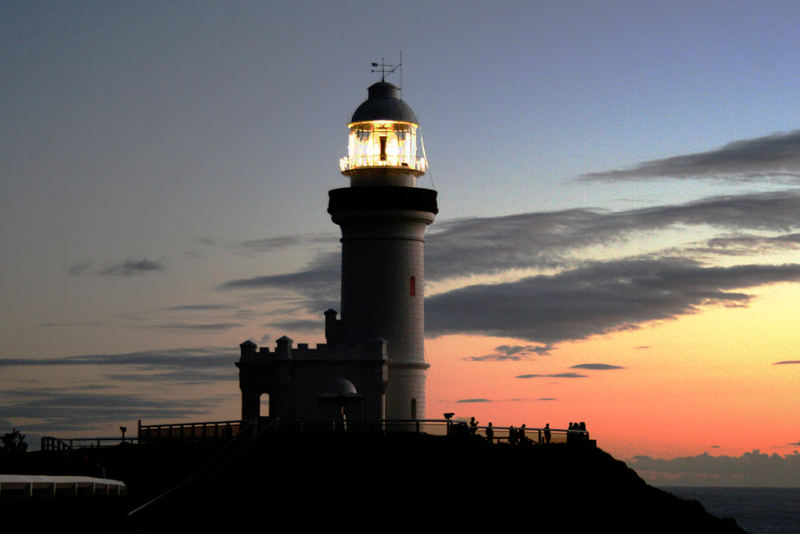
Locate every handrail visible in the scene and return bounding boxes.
[0,475,127,501]
[40,436,136,452]
[45,418,589,451]
[138,419,241,443]
[135,417,584,440]
[138,417,584,444]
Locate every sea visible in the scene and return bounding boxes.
[661,487,800,534]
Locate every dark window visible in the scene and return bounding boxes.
[411,398,417,420]
[380,136,387,161]
[410,275,416,296]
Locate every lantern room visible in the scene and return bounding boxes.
[339,81,427,184]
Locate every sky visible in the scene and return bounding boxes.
[2,1,800,486]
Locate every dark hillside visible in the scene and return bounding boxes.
[2,433,749,533]
[119,432,748,533]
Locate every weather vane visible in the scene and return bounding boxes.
[371,52,403,90]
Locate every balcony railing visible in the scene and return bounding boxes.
[339,156,426,173]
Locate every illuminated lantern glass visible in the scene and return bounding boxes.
[340,82,426,177]
[341,120,425,172]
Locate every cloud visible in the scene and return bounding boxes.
[0,347,236,371]
[688,232,800,257]
[427,259,800,344]
[268,319,324,333]
[143,322,243,332]
[38,321,103,327]
[452,397,558,403]
[67,259,95,276]
[424,190,800,281]
[582,130,800,182]
[221,253,340,311]
[68,258,165,277]
[773,360,800,365]
[571,363,625,370]
[0,349,240,433]
[0,388,221,432]
[105,368,233,384]
[465,344,554,361]
[219,191,800,315]
[629,450,800,487]
[517,373,587,379]
[99,259,164,276]
[236,233,334,254]
[217,190,800,345]
[159,304,237,312]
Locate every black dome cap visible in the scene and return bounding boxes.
[350,82,418,124]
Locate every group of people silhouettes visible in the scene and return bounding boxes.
[464,418,588,445]
[506,424,530,445]
[467,418,555,445]
[567,421,590,442]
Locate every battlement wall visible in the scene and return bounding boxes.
[239,336,387,363]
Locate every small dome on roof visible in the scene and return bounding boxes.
[321,378,359,397]
[350,82,418,124]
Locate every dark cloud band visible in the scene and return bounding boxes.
[427,259,800,344]
[219,190,800,345]
[68,258,164,277]
[571,363,625,370]
[582,130,800,182]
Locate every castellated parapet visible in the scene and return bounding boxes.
[237,332,388,422]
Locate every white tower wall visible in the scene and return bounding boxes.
[332,208,434,419]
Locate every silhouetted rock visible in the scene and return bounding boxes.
[2,434,749,532]
[119,433,749,533]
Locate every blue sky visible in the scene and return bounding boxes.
[3,2,800,481]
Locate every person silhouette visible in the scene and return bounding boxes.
[469,417,479,436]
[485,422,494,443]
[544,423,551,444]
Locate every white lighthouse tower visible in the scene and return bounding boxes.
[237,72,436,423]
[329,77,438,420]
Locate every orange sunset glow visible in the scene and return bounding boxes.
[3,2,800,490]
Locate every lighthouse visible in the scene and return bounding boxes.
[237,74,437,423]
[330,80,438,420]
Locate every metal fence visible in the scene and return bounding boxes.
[41,436,136,452]
[42,418,589,450]
[137,419,241,443]
[0,475,127,501]
[137,418,580,445]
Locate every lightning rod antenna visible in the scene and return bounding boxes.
[370,56,401,87]
[399,51,403,100]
